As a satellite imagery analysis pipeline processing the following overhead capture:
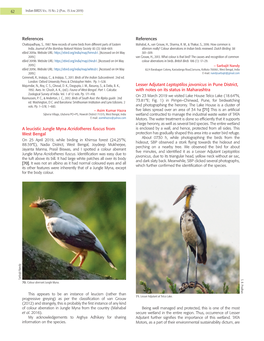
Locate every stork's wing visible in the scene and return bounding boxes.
[180,210,207,264]
[190,209,207,264]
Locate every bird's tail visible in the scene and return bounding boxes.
[100,252,117,270]
[198,252,207,265]
[190,246,207,264]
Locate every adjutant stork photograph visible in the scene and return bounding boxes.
[22,181,126,280]
[136,175,239,294]
[173,184,207,292]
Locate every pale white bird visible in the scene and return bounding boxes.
[29,198,117,270]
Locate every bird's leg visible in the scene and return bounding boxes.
[195,243,198,287]
[70,251,82,265]
[186,244,190,284]
[78,252,87,268]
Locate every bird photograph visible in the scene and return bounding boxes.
[173,185,207,291]
[29,198,117,270]
[23,182,126,280]
[136,175,239,294]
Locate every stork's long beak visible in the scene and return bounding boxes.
[173,188,187,205]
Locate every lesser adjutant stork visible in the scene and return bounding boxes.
[173,185,207,286]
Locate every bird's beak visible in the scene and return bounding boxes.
[29,202,39,208]
[173,188,187,205]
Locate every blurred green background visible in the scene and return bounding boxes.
[23,182,126,279]
[136,202,239,293]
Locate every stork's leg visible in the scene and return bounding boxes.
[186,244,190,283]
[195,244,198,285]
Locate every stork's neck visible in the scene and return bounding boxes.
[184,193,192,211]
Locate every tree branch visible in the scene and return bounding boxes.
[179,281,208,293]
[22,240,116,280]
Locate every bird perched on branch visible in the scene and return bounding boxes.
[173,185,207,285]
[29,199,117,270]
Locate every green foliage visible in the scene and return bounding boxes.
[139,278,178,294]
[136,202,239,293]
[203,282,214,293]
[236,284,240,294]
[139,280,152,293]
[196,282,214,294]
[223,282,229,294]
[23,182,126,278]
[140,279,239,294]
[166,277,178,294]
